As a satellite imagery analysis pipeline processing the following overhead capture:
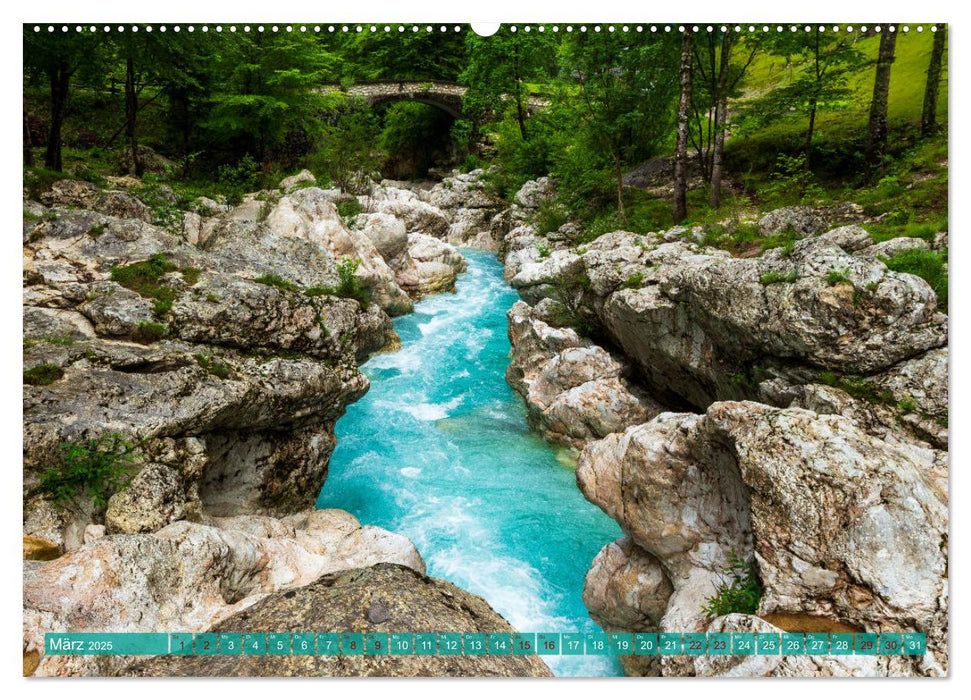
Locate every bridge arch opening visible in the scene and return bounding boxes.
[374,101,459,179]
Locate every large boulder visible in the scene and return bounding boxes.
[264,188,413,315]
[405,233,467,295]
[422,170,506,249]
[122,564,553,677]
[576,401,948,676]
[23,180,401,550]
[507,229,947,444]
[757,203,866,237]
[24,512,425,677]
[506,301,656,449]
[364,184,450,239]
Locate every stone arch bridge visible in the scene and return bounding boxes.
[320,81,548,119]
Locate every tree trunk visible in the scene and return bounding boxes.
[45,58,71,172]
[921,25,946,137]
[125,55,141,177]
[805,97,817,169]
[23,110,34,167]
[516,92,528,141]
[709,32,733,209]
[865,30,897,168]
[673,30,693,223]
[615,152,626,221]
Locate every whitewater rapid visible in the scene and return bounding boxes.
[317,248,624,677]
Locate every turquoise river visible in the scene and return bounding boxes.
[317,248,624,676]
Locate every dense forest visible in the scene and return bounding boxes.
[24,24,948,251]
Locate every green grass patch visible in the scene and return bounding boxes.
[817,371,897,406]
[879,248,947,311]
[131,321,167,344]
[23,167,78,201]
[110,253,179,316]
[42,336,76,346]
[24,363,64,386]
[620,271,646,289]
[826,269,852,286]
[336,198,362,227]
[254,273,299,293]
[38,432,139,509]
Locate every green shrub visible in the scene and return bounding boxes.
[335,257,370,305]
[131,321,167,344]
[879,248,947,311]
[336,198,362,227]
[702,550,763,617]
[763,154,824,205]
[133,178,183,232]
[215,155,260,205]
[38,433,139,509]
[254,273,298,292]
[458,154,481,174]
[533,198,570,236]
[181,267,202,286]
[535,243,552,259]
[110,254,179,315]
[817,371,896,406]
[24,363,64,386]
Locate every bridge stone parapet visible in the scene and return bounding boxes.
[320,81,548,119]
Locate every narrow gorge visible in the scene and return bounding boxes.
[23,165,948,678]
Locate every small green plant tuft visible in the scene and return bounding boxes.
[131,321,167,344]
[760,269,798,285]
[194,353,231,379]
[897,395,918,414]
[621,271,646,289]
[181,267,202,286]
[24,363,64,386]
[535,242,552,259]
[254,273,298,292]
[38,433,140,509]
[826,269,852,286]
[702,549,763,617]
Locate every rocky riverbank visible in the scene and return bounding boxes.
[22,169,533,677]
[498,175,948,677]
